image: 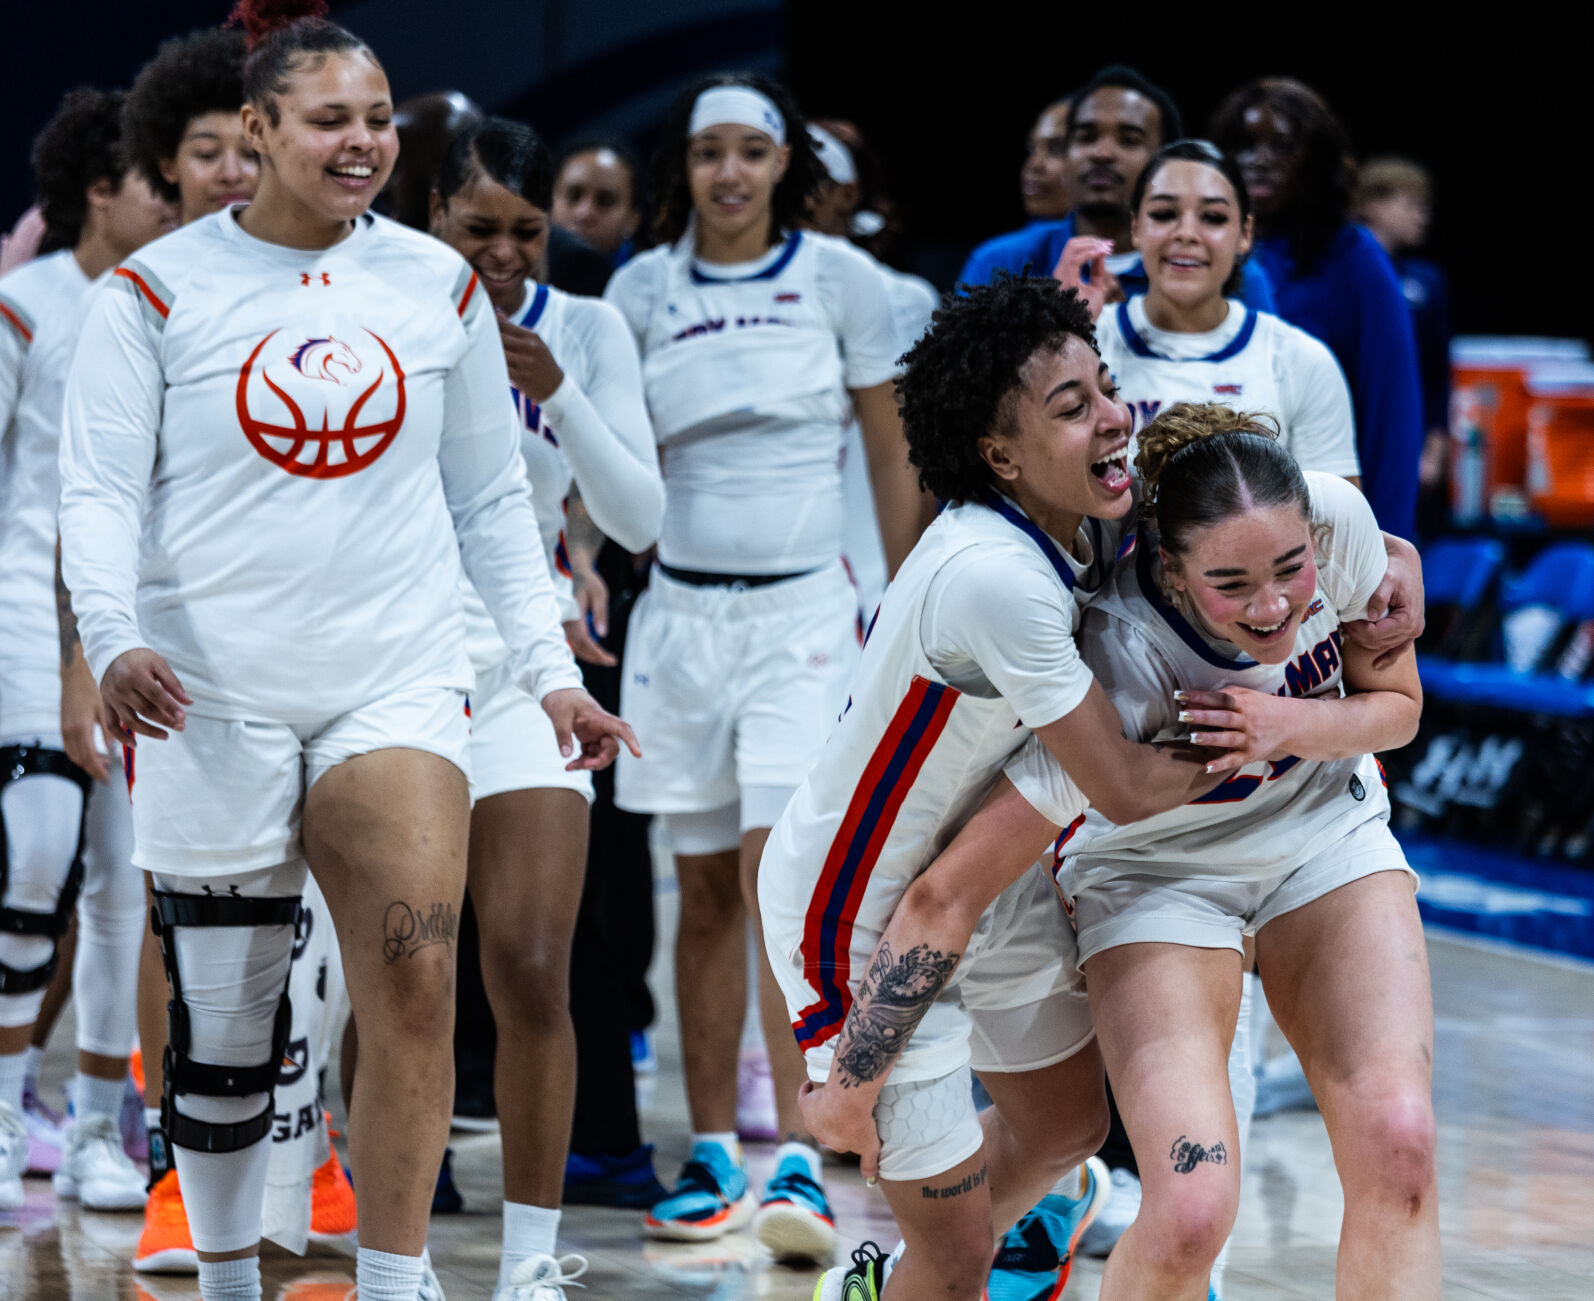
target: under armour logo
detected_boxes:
[300,272,331,286]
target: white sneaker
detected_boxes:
[1078,1166,1141,1257]
[495,1252,589,1299]
[418,1247,448,1301]
[21,1085,65,1174]
[0,1101,29,1211]
[53,1114,148,1211]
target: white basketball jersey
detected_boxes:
[1099,296,1360,479]
[58,209,579,721]
[0,250,92,737]
[1008,472,1391,887]
[606,229,898,573]
[762,497,1126,1071]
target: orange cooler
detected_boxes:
[1451,337,1589,522]
[1526,367,1594,528]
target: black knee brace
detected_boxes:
[150,889,301,1154]
[0,744,91,994]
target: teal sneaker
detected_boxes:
[813,1240,887,1300]
[643,1141,755,1241]
[753,1150,836,1263]
[984,1157,1111,1300]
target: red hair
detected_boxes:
[228,0,331,51]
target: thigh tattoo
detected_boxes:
[1169,1135,1228,1174]
[383,900,458,964]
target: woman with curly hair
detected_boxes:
[602,71,927,1257]
[889,402,1438,1301]
[1210,79,1423,539]
[122,25,257,225]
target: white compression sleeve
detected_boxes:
[72,781,143,1057]
[0,769,84,1027]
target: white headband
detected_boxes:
[689,86,786,146]
[807,125,857,186]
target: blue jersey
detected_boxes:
[958,215,1277,313]
[1393,255,1452,435]
[1252,224,1423,539]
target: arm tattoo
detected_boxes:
[833,940,960,1088]
[382,900,458,964]
[55,542,82,668]
[564,488,605,566]
[1169,1135,1228,1173]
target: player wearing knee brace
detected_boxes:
[0,86,173,1213]
[57,6,632,1299]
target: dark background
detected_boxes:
[2,3,1578,341]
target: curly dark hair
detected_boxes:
[898,274,1098,503]
[122,27,249,204]
[30,87,128,250]
[649,72,826,247]
[1208,78,1353,269]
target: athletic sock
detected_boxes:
[0,1051,26,1114]
[1045,1162,1084,1198]
[23,1045,44,1095]
[498,1201,560,1289]
[356,1246,424,1301]
[690,1131,740,1165]
[196,1255,261,1301]
[773,1139,822,1183]
[75,1071,127,1125]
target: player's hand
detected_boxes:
[1051,236,1121,320]
[540,686,640,771]
[1345,536,1426,670]
[101,648,192,744]
[563,566,616,666]
[1177,686,1295,773]
[798,1080,884,1184]
[497,314,565,403]
[0,207,45,276]
[61,653,116,782]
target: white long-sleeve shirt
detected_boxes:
[464,279,662,669]
[58,208,581,722]
[0,250,91,737]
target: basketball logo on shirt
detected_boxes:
[235,328,406,478]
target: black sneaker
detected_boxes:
[563,1142,669,1209]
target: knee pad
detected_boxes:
[151,886,302,1155]
[873,1069,984,1183]
[0,744,90,996]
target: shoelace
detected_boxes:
[672,1158,731,1201]
[849,1240,887,1277]
[992,1212,1059,1270]
[509,1251,590,1295]
[763,1167,824,1208]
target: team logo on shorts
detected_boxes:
[236,328,407,478]
[1349,773,1366,801]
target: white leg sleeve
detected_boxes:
[152,861,308,1255]
[0,767,84,1027]
[72,782,144,1058]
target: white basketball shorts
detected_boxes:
[467,657,593,804]
[127,685,472,877]
[615,562,859,815]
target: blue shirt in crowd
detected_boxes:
[1392,255,1453,435]
[958,215,1278,312]
[1253,223,1424,539]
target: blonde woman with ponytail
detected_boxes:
[915,402,1438,1301]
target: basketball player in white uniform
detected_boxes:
[604,74,927,1255]
[0,87,173,1213]
[1064,140,1360,480]
[430,114,661,1300]
[802,121,939,623]
[924,405,1437,1301]
[58,11,632,1301]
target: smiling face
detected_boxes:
[1165,503,1317,662]
[1234,102,1303,223]
[1066,87,1161,218]
[431,170,549,314]
[1021,101,1072,219]
[1133,159,1253,309]
[552,147,638,256]
[980,333,1134,526]
[687,123,789,248]
[161,110,259,224]
[242,51,397,230]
